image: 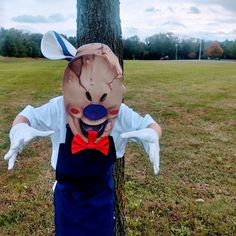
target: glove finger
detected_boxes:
[119,138,128,153]
[10,138,24,150]
[153,153,160,175]
[4,138,24,160]
[150,142,160,160]
[122,130,157,143]
[153,163,159,175]
[117,137,128,153]
[4,148,17,161]
[121,130,144,139]
[149,143,160,174]
[23,130,54,143]
[8,153,18,170]
[33,130,54,138]
[148,143,155,163]
[121,131,135,139]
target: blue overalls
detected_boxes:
[54,125,116,236]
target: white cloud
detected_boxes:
[12,15,48,24]
[162,21,187,28]
[12,14,69,24]
[145,7,160,13]
[190,0,236,13]
[189,6,201,14]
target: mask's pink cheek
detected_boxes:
[70,108,80,114]
[69,107,81,118]
[109,109,119,116]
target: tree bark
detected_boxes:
[77,1,125,235]
[77,0,123,66]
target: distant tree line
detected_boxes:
[1,28,236,60]
[0,28,76,58]
[123,33,236,60]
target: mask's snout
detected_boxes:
[83,104,107,121]
[81,104,108,137]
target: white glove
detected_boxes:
[121,128,160,174]
[4,123,54,170]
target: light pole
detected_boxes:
[175,43,178,60]
[199,38,202,60]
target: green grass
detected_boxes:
[0,57,236,235]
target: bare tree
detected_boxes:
[77,1,125,235]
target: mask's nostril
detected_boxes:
[83,104,107,120]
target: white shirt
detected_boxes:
[19,96,156,169]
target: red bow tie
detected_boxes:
[71,130,109,156]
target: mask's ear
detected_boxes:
[41,31,76,61]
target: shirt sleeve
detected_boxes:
[19,96,63,131]
[116,103,156,132]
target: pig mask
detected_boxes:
[41,31,125,140]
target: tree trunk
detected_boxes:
[77,1,125,235]
[77,0,123,66]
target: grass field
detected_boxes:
[0,57,236,235]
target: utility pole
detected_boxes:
[199,38,202,60]
[175,43,178,60]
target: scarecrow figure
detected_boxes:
[4,31,162,236]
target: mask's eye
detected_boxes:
[85,91,92,101]
[100,93,107,102]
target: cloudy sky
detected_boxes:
[1,0,236,41]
